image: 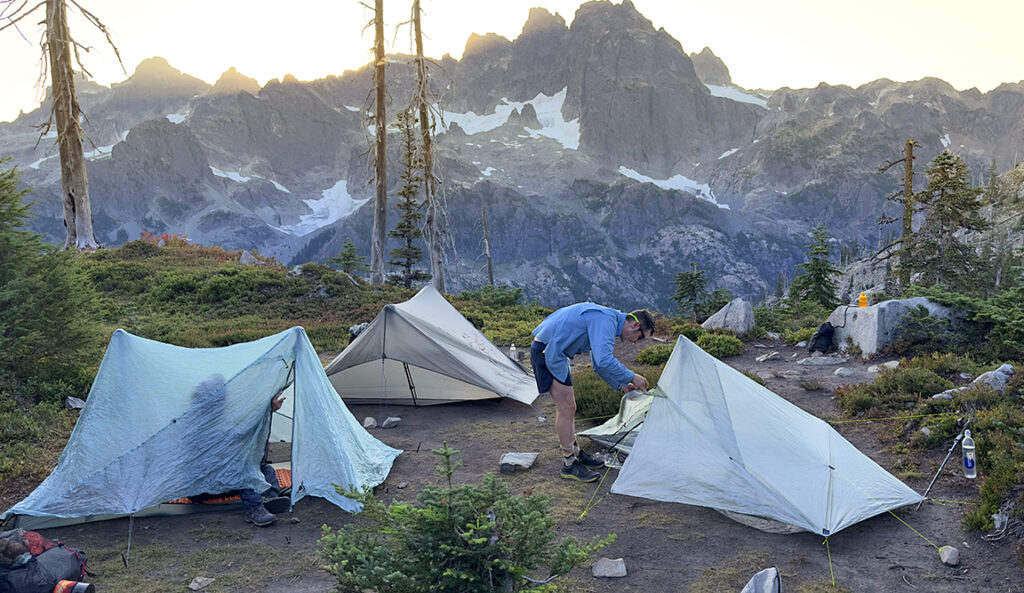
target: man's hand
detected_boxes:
[630,373,649,392]
[270,391,286,413]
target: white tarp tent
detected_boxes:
[582,336,923,535]
[3,327,401,527]
[323,286,537,406]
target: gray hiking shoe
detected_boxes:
[263,496,290,514]
[560,460,600,483]
[576,449,606,470]
[244,504,276,527]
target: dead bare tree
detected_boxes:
[368,0,388,284]
[1,0,123,251]
[877,139,918,291]
[482,207,494,286]
[410,0,445,293]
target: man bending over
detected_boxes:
[531,304,654,483]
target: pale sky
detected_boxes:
[2,0,1022,123]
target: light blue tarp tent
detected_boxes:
[2,327,400,526]
[582,336,923,535]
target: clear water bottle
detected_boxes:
[962,429,977,479]
[508,343,517,361]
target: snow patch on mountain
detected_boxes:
[277,180,368,236]
[705,85,768,109]
[30,132,126,169]
[618,166,728,209]
[444,88,580,150]
[210,167,250,183]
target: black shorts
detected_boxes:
[530,340,572,394]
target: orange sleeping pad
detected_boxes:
[167,468,291,504]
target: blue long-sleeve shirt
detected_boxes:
[532,303,634,390]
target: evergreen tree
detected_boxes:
[696,287,735,321]
[788,223,841,308]
[910,151,990,292]
[387,110,431,289]
[0,158,100,402]
[670,262,707,322]
[328,237,369,277]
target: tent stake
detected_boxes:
[124,513,134,567]
[916,418,970,512]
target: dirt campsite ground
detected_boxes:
[13,338,1023,593]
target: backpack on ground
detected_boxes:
[808,322,835,352]
[0,529,88,593]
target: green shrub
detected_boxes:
[753,306,785,333]
[318,443,614,593]
[636,344,673,366]
[782,326,815,345]
[574,365,664,421]
[962,396,1024,531]
[0,399,75,485]
[672,322,706,342]
[903,351,983,379]
[835,367,951,416]
[695,333,743,358]
[458,284,524,307]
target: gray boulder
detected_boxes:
[827,298,955,358]
[702,298,755,335]
[239,250,260,266]
[932,363,1015,400]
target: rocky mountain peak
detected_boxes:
[463,32,513,60]
[209,67,260,96]
[112,56,210,99]
[690,47,731,86]
[520,7,567,37]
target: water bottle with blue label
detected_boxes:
[962,429,977,479]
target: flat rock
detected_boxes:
[381,416,401,429]
[592,557,627,578]
[796,356,848,366]
[939,545,960,566]
[834,367,855,377]
[362,417,377,428]
[188,576,215,591]
[500,452,539,474]
[755,352,779,362]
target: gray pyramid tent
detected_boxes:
[324,286,537,405]
[581,336,923,535]
[3,327,400,528]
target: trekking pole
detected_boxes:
[915,417,970,511]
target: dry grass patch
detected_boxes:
[688,548,770,593]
